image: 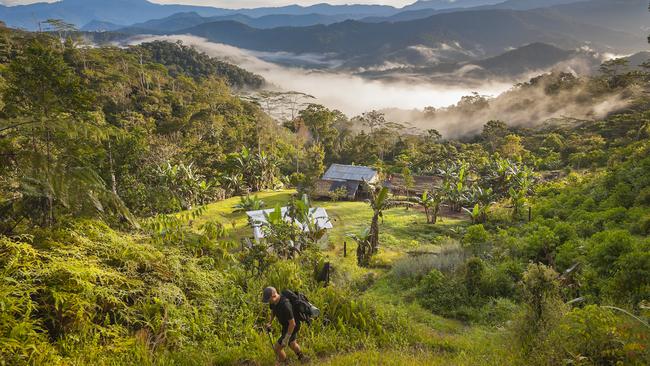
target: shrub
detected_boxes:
[523,225,559,265]
[480,260,522,299]
[553,305,649,365]
[478,298,518,326]
[417,269,469,320]
[463,257,485,297]
[588,230,635,276]
[391,242,465,283]
[511,263,566,361]
[607,250,650,307]
[462,224,490,256]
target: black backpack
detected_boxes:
[281,290,320,325]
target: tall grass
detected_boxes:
[391,241,466,283]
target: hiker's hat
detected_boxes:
[262,286,276,303]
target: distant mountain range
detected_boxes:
[357,42,603,83]
[0,0,396,30]
[0,0,646,79]
[170,8,641,65]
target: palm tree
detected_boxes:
[414,190,443,224]
[462,186,495,223]
[439,161,469,212]
[366,184,410,256]
[221,173,245,196]
[347,227,372,267]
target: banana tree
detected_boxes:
[414,190,443,224]
[233,194,265,212]
[509,187,528,220]
[261,205,299,258]
[347,227,372,267]
[287,194,328,248]
[439,161,469,212]
[366,184,411,256]
[463,203,489,224]
[462,186,495,223]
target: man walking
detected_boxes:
[262,286,305,365]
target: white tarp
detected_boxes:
[246,207,333,241]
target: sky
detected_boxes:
[0,0,419,8]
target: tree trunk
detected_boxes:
[107,140,118,195]
[370,212,379,255]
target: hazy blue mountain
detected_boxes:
[401,0,503,11]
[120,12,363,34]
[362,0,586,23]
[357,42,600,83]
[175,9,642,63]
[474,42,581,74]
[0,0,399,30]
[230,3,397,18]
[0,0,227,30]
[535,0,649,36]
[487,0,585,11]
[81,20,124,32]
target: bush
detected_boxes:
[0,219,419,364]
[511,263,566,361]
[392,242,466,283]
[480,260,522,299]
[478,298,518,326]
[462,224,490,256]
[417,269,470,320]
[553,305,649,365]
[588,230,635,276]
[464,257,485,297]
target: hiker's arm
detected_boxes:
[281,318,296,346]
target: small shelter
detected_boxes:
[313,164,379,200]
[246,207,333,242]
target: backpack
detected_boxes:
[281,290,320,325]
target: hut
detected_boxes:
[313,164,379,200]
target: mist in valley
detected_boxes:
[128,35,634,138]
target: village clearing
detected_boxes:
[193,190,511,365]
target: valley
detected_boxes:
[0,1,648,366]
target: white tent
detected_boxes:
[246,207,333,242]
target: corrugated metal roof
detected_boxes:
[322,164,378,182]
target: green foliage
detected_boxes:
[391,242,465,283]
[131,40,264,89]
[413,190,443,224]
[462,224,490,256]
[233,194,265,212]
[418,269,471,320]
[554,305,649,365]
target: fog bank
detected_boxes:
[128,35,513,116]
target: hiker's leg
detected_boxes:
[274,342,287,364]
[289,341,301,354]
[289,341,305,361]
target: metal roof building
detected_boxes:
[322,164,379,183]
[314,164,379,200]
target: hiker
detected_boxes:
[262,286,305,364]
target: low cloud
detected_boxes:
[127,34,512,116]
[126,35,630,138]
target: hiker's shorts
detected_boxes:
[277,322,301,346]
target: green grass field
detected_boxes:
[193,191,508,365]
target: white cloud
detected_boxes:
[127,34,512,116]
